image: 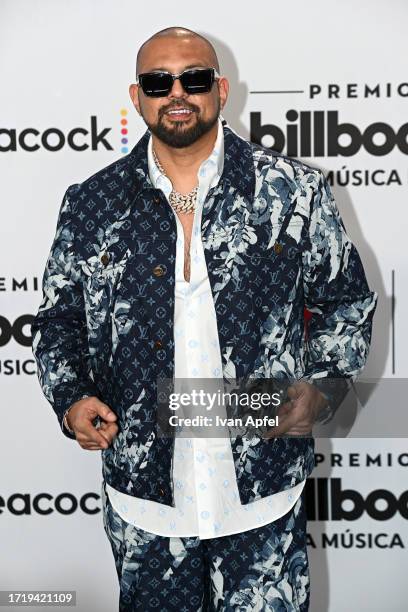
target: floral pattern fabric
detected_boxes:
[31,119,378,508]
[101,479,310,611]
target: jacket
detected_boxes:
[31,119,378,507]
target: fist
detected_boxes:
[66,396,118,451]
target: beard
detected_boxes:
[142,96,221,148]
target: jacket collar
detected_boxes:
[126,117,255,203]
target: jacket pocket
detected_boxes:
[103,388,156,474]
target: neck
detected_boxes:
[151,121,219,183]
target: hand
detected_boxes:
[264,381,328,438]
[65,396,118,451]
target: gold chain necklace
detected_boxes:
[153,148,198,214]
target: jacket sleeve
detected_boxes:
[301,170,378,424]
[31,185,99,439]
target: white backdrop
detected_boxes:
[1,0,407,610]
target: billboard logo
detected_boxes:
[251,111,408,157]
[0,314,33,347]
[306,478,408,521]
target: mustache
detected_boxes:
[159,101,200,117]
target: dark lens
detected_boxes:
[180,69,214,94]
[139,72,174,97]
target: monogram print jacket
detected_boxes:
[31,119,378,507]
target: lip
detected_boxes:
[164,108,194,121]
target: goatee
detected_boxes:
[145,99,220,148]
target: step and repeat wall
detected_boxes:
[1,1,407,610]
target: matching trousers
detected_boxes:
[101,481,310,611]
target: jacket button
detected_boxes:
[154,196,161,204]
[274,242,283,254]
[152,265,165,277]
[101,252,110,266]
[159,488,165,496]
[154,339,163,349]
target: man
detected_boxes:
[31,26,377,611]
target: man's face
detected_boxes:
[129,36,229,148]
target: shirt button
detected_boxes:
[100,252,110,266]
[152,265,165,277]
[154,339,163,349]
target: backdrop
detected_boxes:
[1,0,407,610]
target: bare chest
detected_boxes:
[177,212,195,283]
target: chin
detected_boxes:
[165,116,197,127]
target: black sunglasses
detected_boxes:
[135,67,220,97]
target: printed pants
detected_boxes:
[101,481,310,611]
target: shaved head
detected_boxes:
[136,26,220,75]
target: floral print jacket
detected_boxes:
[31,119,377,506]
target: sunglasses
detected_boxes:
[135,67,220,97]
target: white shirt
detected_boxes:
[105,117,306,539]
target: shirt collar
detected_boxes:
[125,118,255,204]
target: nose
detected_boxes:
[169,76,187,99]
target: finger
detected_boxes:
[99,421,119,433]
[99,428,118,445]
[76,424,109,448]
[98,430,110,444]
[278,394,312,421]
[287,384,302,401]
[78,437,106,449]
[276,400,293,417]
[263,402,292,438]
[95,402,117,422]
[283,415,315,435]
[271,401,294,428]
[99,422,119,444]
[264,407,300,439]
[284,427,313,436]
[81,442,105,451]
[83,441,104,448]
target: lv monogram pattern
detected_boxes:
[107,118,307,539]
[101,480,310,611]
[31,120,378,507]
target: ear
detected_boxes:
[217,76,229,111]
[129,84,141,114]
